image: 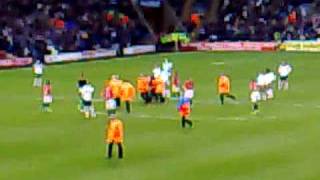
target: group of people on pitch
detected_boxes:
[249,62,293,114]
[32,60,54,113]
[35,58,293,159]
[136,59,175,104]
[77,74,136,119]
[104,63,196,159]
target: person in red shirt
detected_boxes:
[42,80,53,112]
[101,83,116,116]
[183,78,194,105]
[249,79,261,114]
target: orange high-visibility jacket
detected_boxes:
[109,79,123,98]
[218,75,231,94]
[120,82,136,101]
[155,77,165,94]
[106,119,124,144]
[137,76,149,93]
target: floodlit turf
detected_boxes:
[1,52,320,180]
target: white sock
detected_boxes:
[90,106,96,118]
[284,81,289,90]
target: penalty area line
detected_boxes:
[95,111,278,122]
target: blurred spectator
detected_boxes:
[0,0,150,58]
[184,0,320,41]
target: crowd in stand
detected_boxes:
[188,0,320,41]
[1,0,320,59]
[0,0,149,59]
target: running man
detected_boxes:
[177,97,193,128]
[77,73,87,112]
[217,74,236,105]
[249,79,260,114]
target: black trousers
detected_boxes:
[150,90,156,102]
[115,98,121,107]
[108,142,123,159]
[125,101,131,113]
[155,93,165,103]
[182,116,192,128]
[140,92,150,104]
[219,93,236,105]
[253,103,258,111]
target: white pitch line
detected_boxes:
[36,96,65,100]
[211,62,225,65]
[264,116,277,120]
[96,111,106,115]
[95,111,278,122]
[293,103,303,107]
[216,117,249,121]
[93,99,104,102]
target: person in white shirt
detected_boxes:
[160,70,170,98]
[162,58,174,98]
[264,68,277,99]
[278,62,293,90]
[33,60,44,87]
[162,58,173,76]
[79,82,96,119]
[152,64,161,78]
[256,72,267,101]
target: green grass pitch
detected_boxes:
[1,52,320,180]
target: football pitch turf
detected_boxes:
[1,52,319,180]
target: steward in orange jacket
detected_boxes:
[137,74,150,104]
[105,115,124,159]
[120,81,136,113]
[217,74,236,105]
[155,76,165,103]
[149,76,157,102]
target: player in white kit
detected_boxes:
[256,72,267,101]
[33,60,43,87]
[79,82,96,119]
[278,62,293,90]
[264,68,277,100]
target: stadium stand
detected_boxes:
[0,0,319,60]
[0,0,151,59]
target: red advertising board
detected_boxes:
[181,42,278,51]
[44,49,117,64]
[0,58,33,68]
